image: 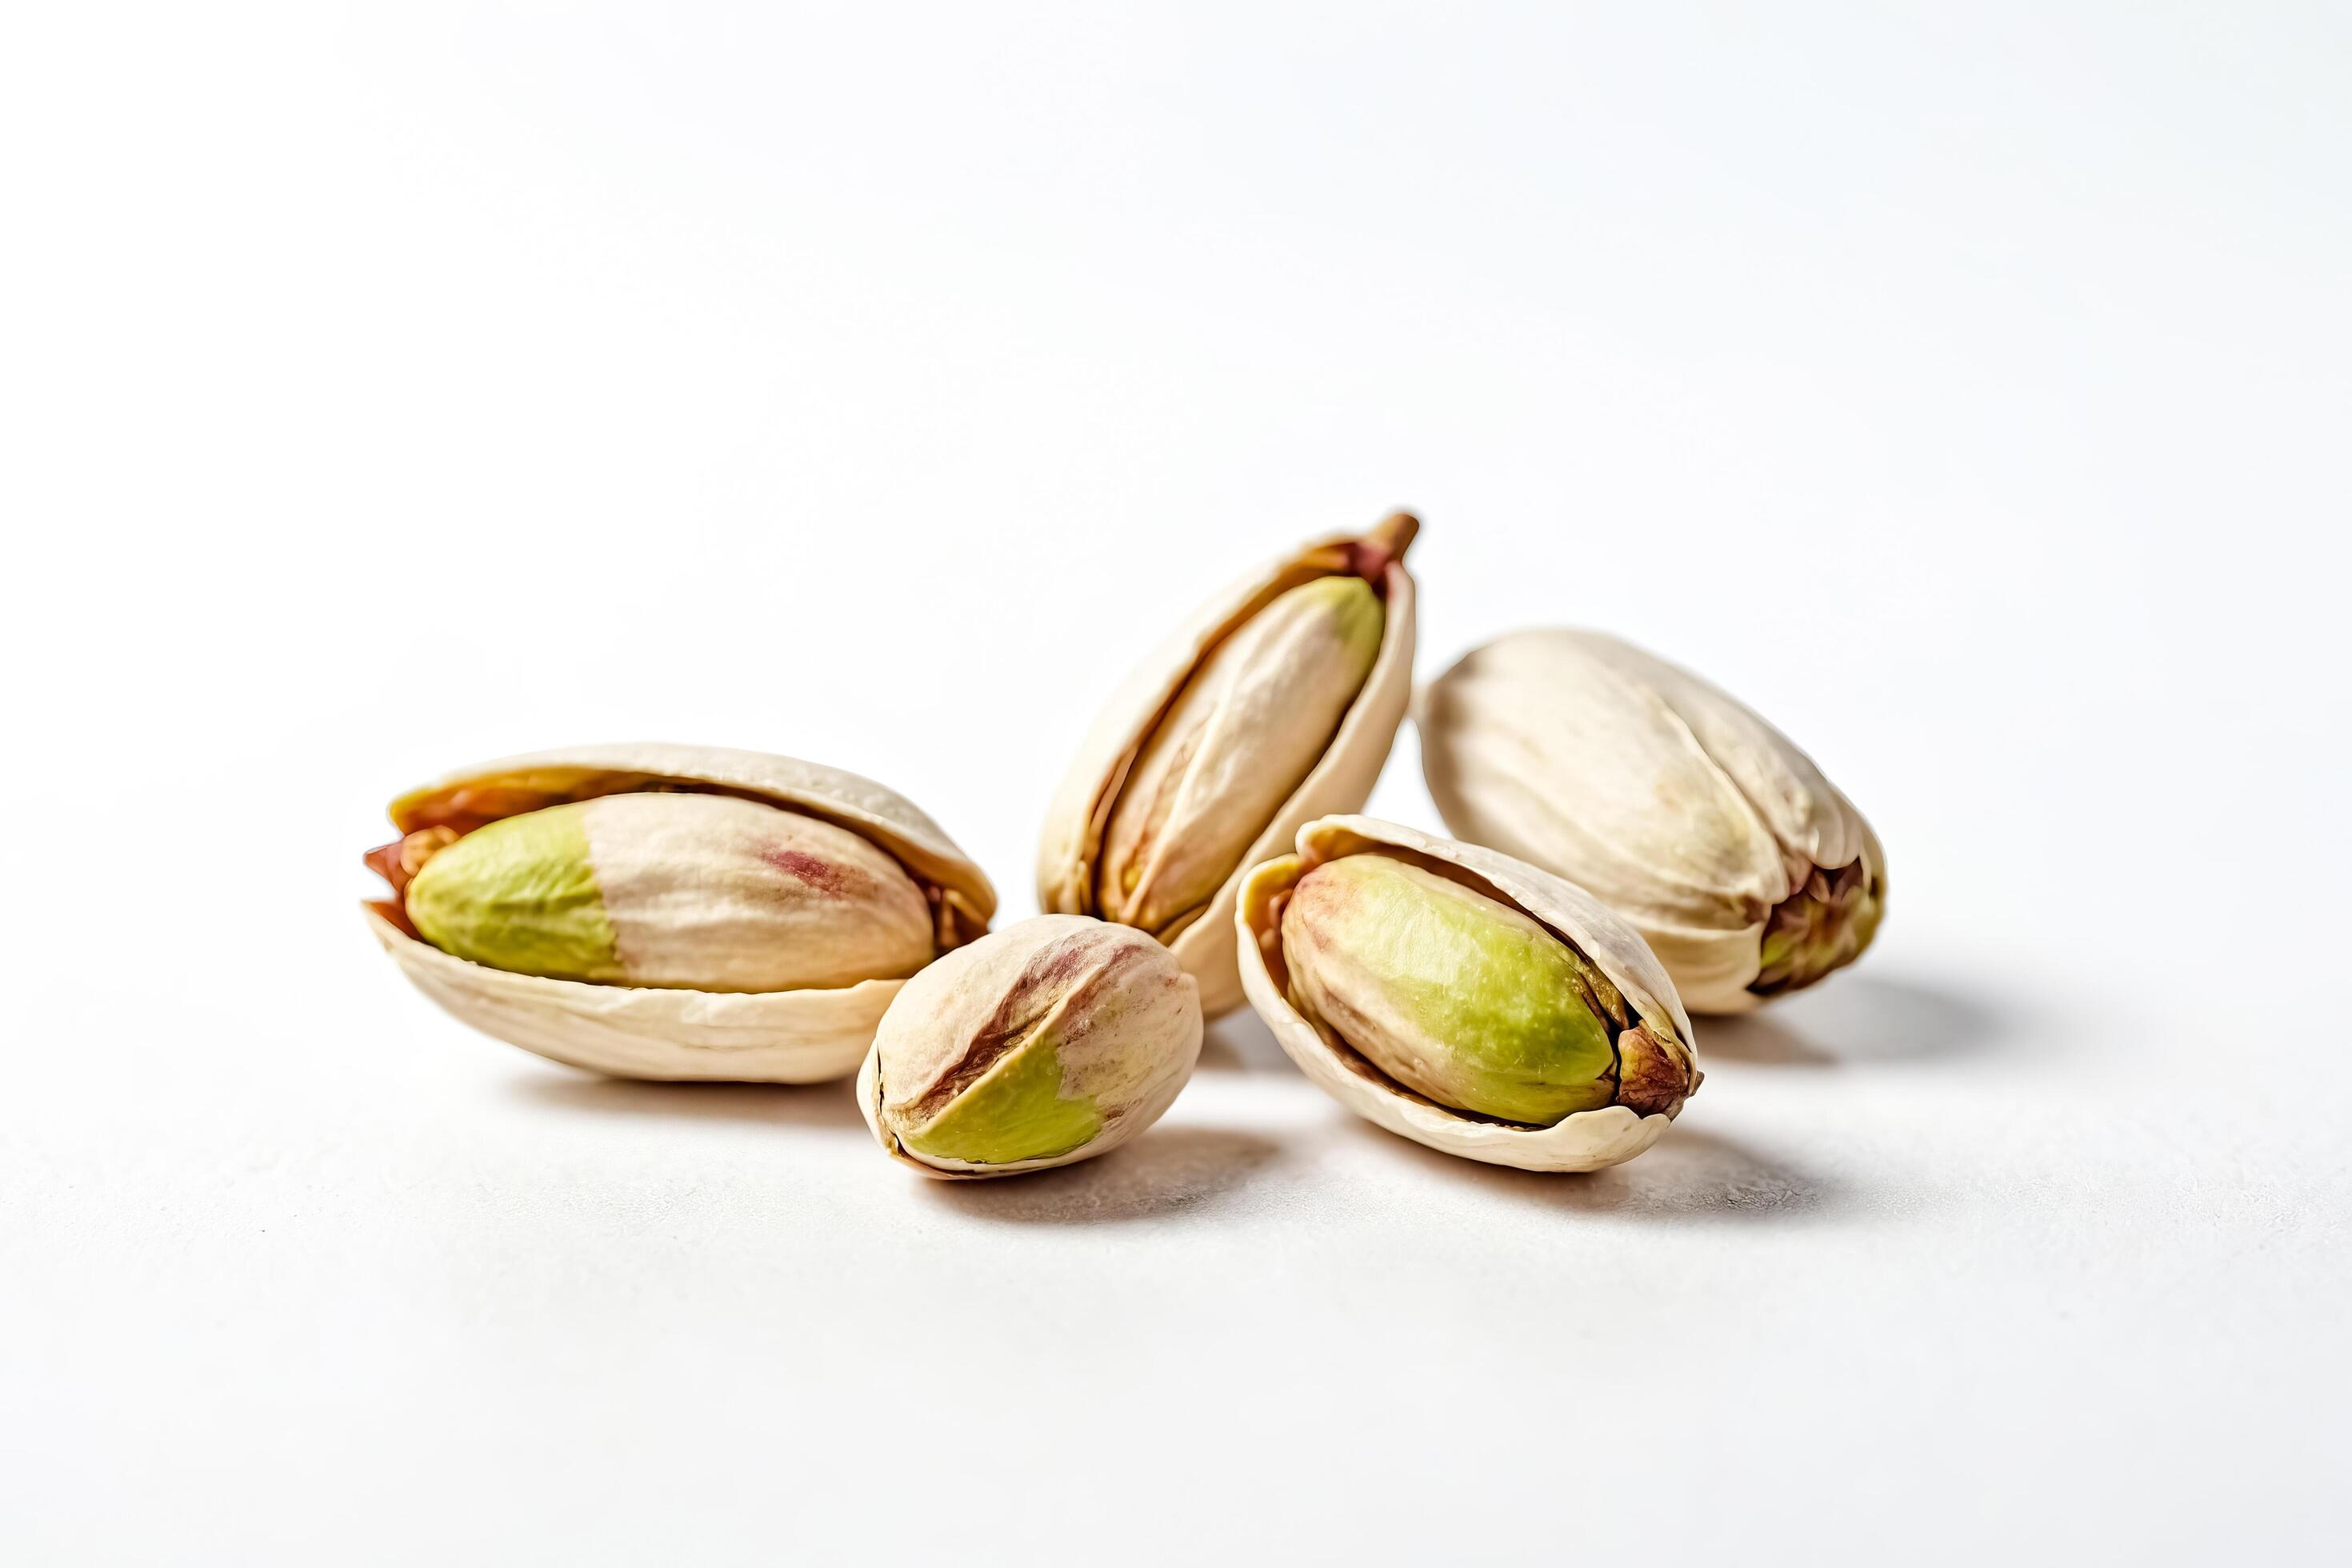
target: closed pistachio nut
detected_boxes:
[1039,514,1420,1016]
[1418,630,1885,1013]
[403,793,935,991]
[858,915,1202,1178]
[1238,817,1698,1173]
[363,745,995,1083]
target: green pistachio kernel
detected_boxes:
[405,802,623,982]
[901,1034,1106,1166]
[1282,854,1622,1126]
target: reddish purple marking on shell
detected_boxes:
[761,847,857,896]
[1034,938,1094,990]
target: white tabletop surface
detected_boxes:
[6,5,2347,1563]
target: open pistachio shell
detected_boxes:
[365,743,995,1082]
[1037,514,1420,1018]
[1236,815,1698,1173]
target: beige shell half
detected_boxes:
[368,742,996,1083]
[1037,515,1419,1018]
[1236,815,1697,1173]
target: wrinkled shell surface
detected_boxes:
[1418,629,1883,1013]
[1237,815,1697,1172]
[1038,516,1419,1018]
[858,915,1202,1179]
[369,742,995,1082]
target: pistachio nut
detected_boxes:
[1038,513,1420,1017]
[364,744,995,1082]
[1418,629,1884,1014]
[858,915,1202,1179]
[403,794,935,990]
[1238,816,1698,1173]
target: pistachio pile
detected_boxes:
[366,515,1885,1181]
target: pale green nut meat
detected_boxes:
[399,792,937,992]
[862,915,1202,1177]
[1280,853,1693,1126]
[1096,573,1384,940]
[402,802,620,982]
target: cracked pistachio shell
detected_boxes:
[364,743,995,1083]
[857,915,1202,1179]
[1418,630,1885,1013]
[1038,513,1419,1018]
[1238,816,1698,1173]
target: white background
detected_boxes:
[5,4,2347,1562]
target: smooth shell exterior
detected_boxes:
[390,742,994,942]
[367,906,901,1082]
[369,742,996,1083]
[1236,815,1696,1173]
[854,917,1203,1180]
[1037,518,1418,1018]
[1418,629,1882,1013]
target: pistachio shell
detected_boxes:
[1418,630,1885,1013]
[365,906,902,1082]
[1236,815,1698,1173]
[858,915,1202,1178]
[366,743,994,1083]
[1038,514,1420,1017]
